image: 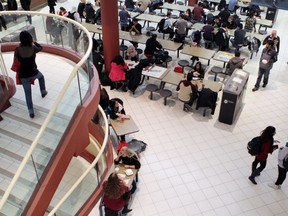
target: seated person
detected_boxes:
[174,13,188,42]
[191,62,205,79]
[128,18,142,47]
[144,34,163,57]
[133,0,151,13]
[218,6,230,24]
[225,51,244,75]
[202,21,214,48]
[106,98,127,120]
[231,23,246,48]
[109,55,129,90]
[162,12,175,40]
[192,2,205,22]
[114,146,141,194]
[58,7,67,16]
[125,0,136,10]
[212,15,221,28]
[103,172,132,215]
[176,73,198,109]
[226,16,237,29]
[215,22,229,51]
[125,45,138,62]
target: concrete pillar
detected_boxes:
[101,0,119,72]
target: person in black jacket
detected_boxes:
[114,146,141,194]
[47,0,56,14]
[0,2,7,31]
[231,23,246,49]
[20,0,32,24]
[144,34,162,57]
[85,0,96,23]
[7,0,18,22]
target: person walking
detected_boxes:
[47,0,57,14]
[252,40,277,91]
[268,142,288,189]
[14,31,48,118]
[7,0,18,22]
[20,0,32,24]
[248,126,279,185]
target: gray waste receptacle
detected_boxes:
[218,69,249,125]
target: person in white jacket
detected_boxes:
[268,142,288,189]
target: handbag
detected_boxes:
[11,56,21,73]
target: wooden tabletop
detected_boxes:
[181,45,216,60]
[191,23,205,31]
[158,38,183,52]
[256,18,273,27]
[82,22,102,35]
[160,2,194,12]
[161,70,222,92]
[110,116,139,137]
[114,164,138,187]
[142,65,170,79]
[137,13,163,23]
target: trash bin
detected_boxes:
[218,69,249,125]
[266,7,278,26]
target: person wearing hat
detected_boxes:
[268,142,288,189]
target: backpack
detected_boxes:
[247,136,263,156]
[128,139,148,154]
[248,37,261,54]
[67,11,76,20]
[192,30,202,44]
[158,18,166,33]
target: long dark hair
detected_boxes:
[19,30,33,46]
[261,126,276,141]
[111,55,125,66]
[103,173,126,199]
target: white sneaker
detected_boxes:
[268,183,280,189]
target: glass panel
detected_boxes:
[0,11,94,215]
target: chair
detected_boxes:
[158,12,166,17]
[159,89,172,105]
[177,1,184,5]
[164,56,173,68]
[211,66,223,81]
[136,48,143,59]
[178,60,190,73]
[145,84,158,100]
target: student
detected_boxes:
[103,172,132,215]
[231,23,246,49]
[268,142,288,189]
[248,126,279,185]
[244,10,256,33]
[225,51,244,75]
[109,55,129,89]
[14,31,48,118]
[191,62,205,79]
[119,6,131,31]
[262,30,280,54]
[252,40,277,91]
[162,12,175,40]
[144,34,162,57]
[114,146,141,194]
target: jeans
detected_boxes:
[20,70,46,115]
[251,158,267,177]
[275,165,287,185]
[255,67,270,88]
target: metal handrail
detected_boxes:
[0,11,93,210]
[48,105,109,215]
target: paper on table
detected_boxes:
[232,77,242,84]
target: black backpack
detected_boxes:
[158,18,166,33]
[248,37,261,54]
[67,11,76,20]
[247,136,263,156]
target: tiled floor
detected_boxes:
[2,1,288,215]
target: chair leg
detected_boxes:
[203,108,206,117]
[164,97,167,105]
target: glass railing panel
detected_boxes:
[0,11,95,215]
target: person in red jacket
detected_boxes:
[249,126,279,184]
[103,172,131,215]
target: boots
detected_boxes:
[249,169,260,185]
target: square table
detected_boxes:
[110,116,139,140]
[114,164,138,187]
[213,51,249,67]
[181,45,216,65]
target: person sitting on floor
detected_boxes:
[109,55,129,90]
[191,61,205,79]
[225,51,244,75]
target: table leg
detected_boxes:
[139,75,145,85]
[214,73,217,81]
[143,21,147,28]
[208,59,210,65]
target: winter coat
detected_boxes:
[226,57,243,75]
[109,62,128,81]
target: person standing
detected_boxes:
[262,30,280,54]
[7,0,18,23]
[248,126,279,185]
[0,2,7,31]
[268,142,288,189]
[47,0,57,14]
[20,0,32,24]
[252,40,277,91]
[85,0,96,23]
[14,31,48,118]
